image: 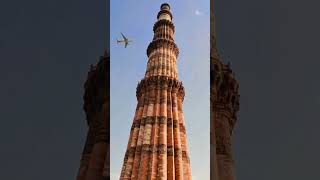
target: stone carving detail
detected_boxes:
[76,51,109,180]
[124,145,190,159]
[147,39,179,58]
[211,1,240,179]
[120,3,192,180]
[153,19,175,33]
[136,76,185,101]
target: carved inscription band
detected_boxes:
[124,144,190,160]
[130,116,186,133]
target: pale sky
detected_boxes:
[110,0,210,179]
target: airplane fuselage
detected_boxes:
[117,33,132,48]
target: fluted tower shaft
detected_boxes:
[211,0,240,179]
[120,3,192,180]
[76,52,109,180]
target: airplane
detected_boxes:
[117,33,132,48]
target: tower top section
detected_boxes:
[161,3,170,10]
[157,3,172,21]
[145,3,179,79]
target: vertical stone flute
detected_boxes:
[76,51,109,180]
[211,0,240,179]
[120,3,192,180]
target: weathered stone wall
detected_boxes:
[77,51,109,180]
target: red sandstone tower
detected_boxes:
[76,51,109,180]
[211,0,240,179]
[119,3,192,180]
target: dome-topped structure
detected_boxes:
[157,3,173,21]
[161,3,170,10]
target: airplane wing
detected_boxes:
[121,32,128,41]
[125,42,128,48]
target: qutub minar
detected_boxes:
[120,3,192,180]
[76,51,109,180]
[211,0,240,180]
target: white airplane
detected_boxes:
[117,33,132,48]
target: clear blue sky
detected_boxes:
[110,1,210,179]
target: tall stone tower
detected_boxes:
[76,51,109,180]
[211,0,240,180]
[120,3,192,180]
